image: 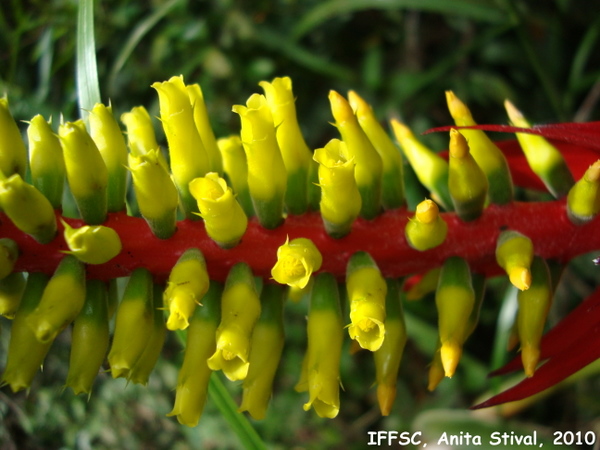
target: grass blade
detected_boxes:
[76,0,101,119]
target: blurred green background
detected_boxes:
[1,0,600,448]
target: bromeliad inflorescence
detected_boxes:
[2,74,600,425]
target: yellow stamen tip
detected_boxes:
[509,267,531,291]
[415,199,439,224]
[449,129,470,159]
[376,384,396,416]
[521,344,540,378]
[440,341,462,378]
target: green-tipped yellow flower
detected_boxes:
[517,256,552,377]
[0,272,26,318]
[58,120,108,224]
[1,273,52,392]
[232,93,287,229]
[446,91,513,204]
[163,248,209,330]
[217,135,254,217]
[152,75,209,218]
[129,284,167,385]
[390,119,452,210]
[89,103,129,212]
[260,76,313,214]
[373,279,407,416]
[27,115,65,208]
[168,281,221,427]
[61,219,122,265]
[128,149,179,239]
[121,106,161,156]
[567,160,600,224]
[65,279,109,395]
[0,96,27,179]
[0,238,18,280]
[496,230,534,291]
[505,100,574,198]
[0,173,57,244]
[313,139,361,238]
[108,268,154,379]
[187,83,223,174]
[405,199,448,251]
[329,90,382,219]
[239,283,286,420]
[27,255,86,344]
[189,173,248,248]
[271,237,323,290]
[346,252,387,352]
[348,90,404,209]
[435,256,475,378]
[207,263,261,381]
[296,272,343,418]
[448,129,489,221]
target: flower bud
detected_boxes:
[496,230,534,291]
[346,252,387,351]
[271,237,323,289]
[128,149,178,239]
[217,135,254,217]
[232,94,287,229]
[89,103,128,212]
[163,248,210,330]
[313,139,361,238]
[567,160,600,224]
[0,272,26,319]
[107,268,154,379]
[121,106,161,157]
[0,96,27,179]
[61,219,122,264]
[187,83,223,174]
[0,238,19,280]
[405,199,448,251]
[58,120,108,224]
[0,173,57,244]
[329,90,383,219]
[27,255,86,344]
[27,114,65,208]
[65,279,109,395]
[207,263,261,381]
[189,173,248,248]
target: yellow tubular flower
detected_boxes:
[0,272,26,319]
[329,90,383,219]
[207,263,261,381]
[217,135,254,217]
[129,284,167,385]
[27,115,65,208]
[187,83,223,174]
[107,268,154,379]
[373,279,407,416]
[496,230,534,291]
[1,273,52,392]
[0,238,19,280]
[260,76,313,214]
[65,279,109,395]
[446,91,513,205]
[121,106,169,171]
[232,93,287,229]
[239,283,286,420]
[517,256,552,377]
[405,199,448,251]
[26,255,86,344]
[567,160,600,224]
[128,149,179,239]
[435,256,475,378]
[390,119,452,210]
[348,90,405,210]
[271,237,323,289]
[448,129,489,222]
[163,248,210,330]
[152,75,209,218]
[313,139,362,238]
[296,272,343,418]
[89,103,129,212]
[346,252,387,352]
[0,173,57,244]
[505,100,574,198]
[58,120,108,225]
[61,219,122,265]
[0,97,27,179]
[168,281,222,427]
[189,173,248,248]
